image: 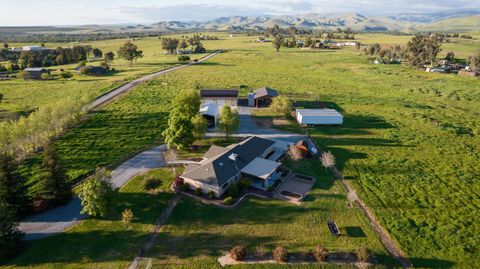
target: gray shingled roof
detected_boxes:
[254,87,278,99]
[203,145,228,159]
[181,136,275,187]
[200,89,239,98]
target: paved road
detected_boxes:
[87,51,222,110]
[19,145,168,240]
[206,106,306,143]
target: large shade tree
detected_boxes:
[219,105,240,138]
[117,41,143,66]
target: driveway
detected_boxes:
[19,145,167,240]
[207,106,306,143]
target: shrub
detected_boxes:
[60,71,73,79]
[227,183,240,197]
[77,61,86,67]
[255,244,267,260]
[121,208,133,227]
[356,247,371,262]
[238,177,251,190]
[230,245,246,261]
[195,187,202,196]
[273,246,288,262]
[181,182,190,192]
[40,73,52,80]
[178,55,190,62]
[193,58,199,62]
[143,177,161,191]
[79,66,90,75]
[313,244,329,262]
[223,196,233,205]
[207,190,215,199]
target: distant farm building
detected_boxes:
[296,109,343,126]
[23,68,49,79]
[200,89,238,107]
[22,46,46,51]
[200,103,219,128]
[248,87,278,107]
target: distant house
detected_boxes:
[249,87,278,107]
[200,89,238,107]
[76,66,109,76]
[179,136,289,197]
[296,109,343,126]
[23,68,49,79]
[22,46,46,51]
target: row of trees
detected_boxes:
[0,96,88,158]
[0,45,96,68]
[0,32,164,43]
[160,35,207,54]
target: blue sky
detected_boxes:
[1,0,479,26]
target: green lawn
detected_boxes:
[9,33,480,268]
[6,168,176,269]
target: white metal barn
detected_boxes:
[296,109,343,125]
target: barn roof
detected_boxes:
[200,89,239,98]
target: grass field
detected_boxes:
[6,168,177,268]
[0,35,217,121]
[7,33,480,268]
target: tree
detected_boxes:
[320,151,336,170]
[163,110,195,150]
[405,34,441,67]
[191,114,208,140]
[78,167,113,217]
[178,55,190,62]
[117,41,143,66]
[270,96,292,116]
[121,208,133,227]
[445,51,455,62]
[179,39,188,50]
[355,42,362,52]
[272,35,284,52]
[3,43,8,49]
[92,48,103,58]
[468,51,480,72]
[218,105,240,138]
[425,34,441,67]
[0,203,24,260]
[0,93,3,103]
[104,51,115,64]
[162,89,201,150]
[161,38,179,54]
[288,144,302,161]
[0,154,28,217]
[38,145,71,205]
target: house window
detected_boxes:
[221,181,229,190]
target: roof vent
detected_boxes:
[219,162,224,166]
[228,153,238,162]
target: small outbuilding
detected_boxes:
[23,68,49,79]
[296,109,343,126]
[252,87,278,107]
[200,89,238,107]
[200,103,219,128]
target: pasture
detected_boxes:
[5,32,480,268]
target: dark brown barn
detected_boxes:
[253,87,278,107]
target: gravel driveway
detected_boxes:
[207,106,306,143]
[19,145,167,240]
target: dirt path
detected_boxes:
[330,167,412,268]
[129,194,182,269]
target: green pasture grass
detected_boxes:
[5,168,177,269]
[13,34,480,268]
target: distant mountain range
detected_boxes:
[149,11,480,33]
[1,11,479,35]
